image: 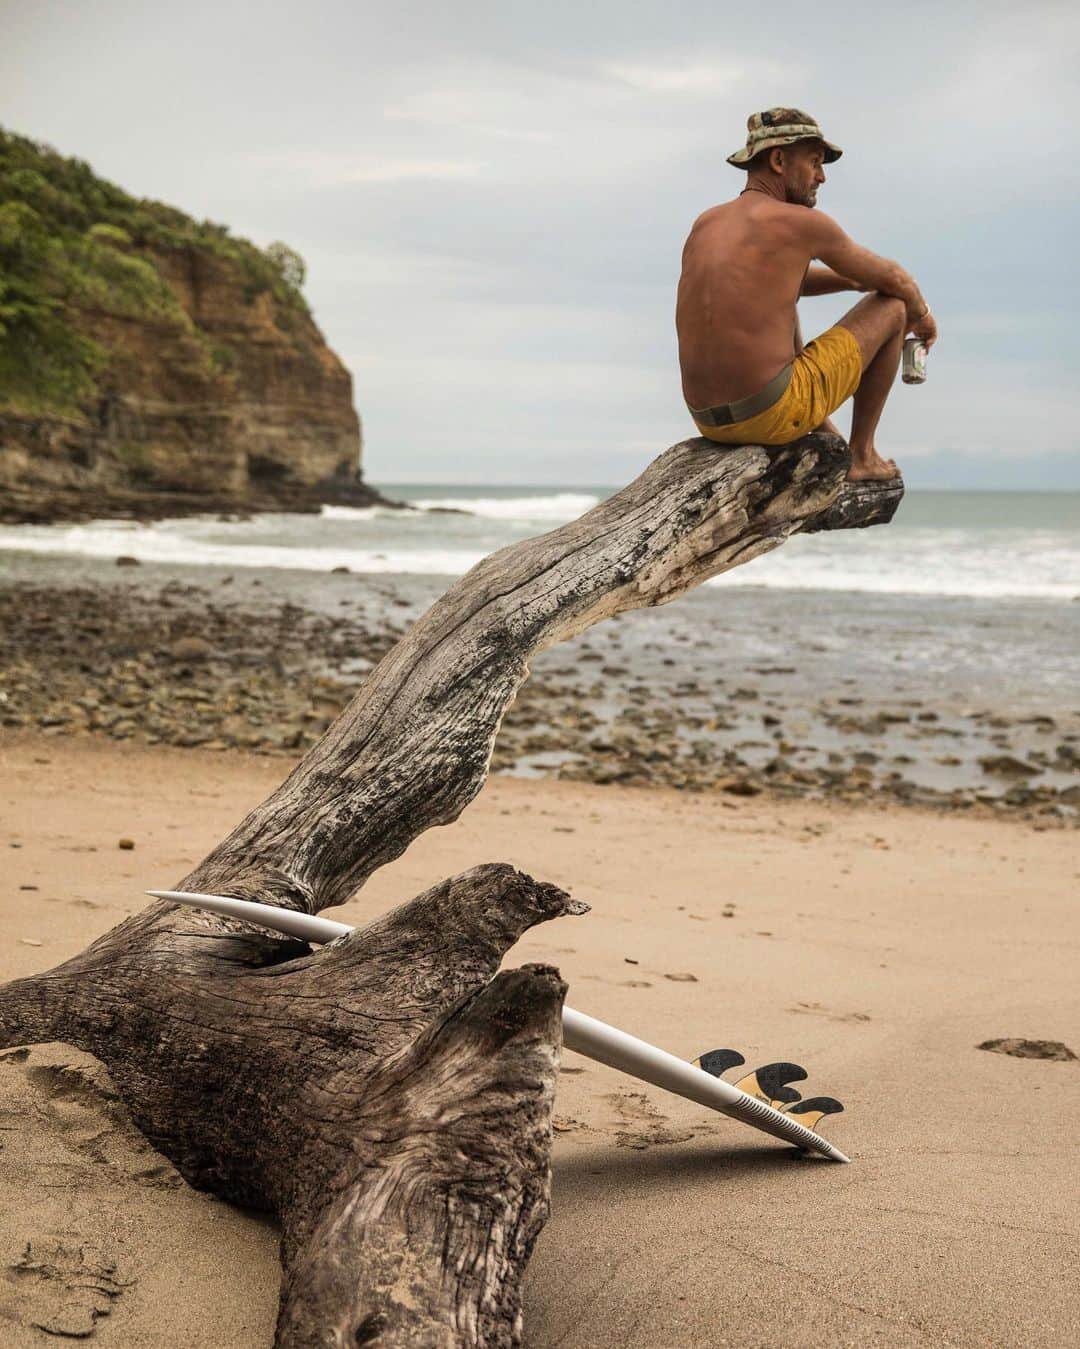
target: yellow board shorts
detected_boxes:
[691,324,862,445]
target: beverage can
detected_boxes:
[902,336,928,384]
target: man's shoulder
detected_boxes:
[685,198,843,252]
[749,197,836,230]
[689,200,731,231]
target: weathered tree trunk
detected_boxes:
[1,433,901,1346]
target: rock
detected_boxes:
[118,838,135,850]
[331,565,350,574]
[979,754,1041,777]
[115,554,141,566]
[977,1038,1077,1061]
[0,139,377,525]
[169,636,215,663]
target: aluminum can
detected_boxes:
[902,336,928,384]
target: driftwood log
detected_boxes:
[1,433,901,1346]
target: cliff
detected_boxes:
[0,128,385,522]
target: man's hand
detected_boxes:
[909,309,938,350]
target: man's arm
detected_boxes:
[805,213,929,322]
[800,264,864,297]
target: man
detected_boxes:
[676,108,938,481]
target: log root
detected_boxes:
[2,866,581,1347]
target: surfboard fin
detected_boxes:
[733,1061,808,1108]
[693,1048,746,1077]
[693,1054,844,1135]
[781,1097,844,1132]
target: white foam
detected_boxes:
[0,510,1076,600]
[709,529,1078,600]
[319,505,382,521]
[408,492,600,520]
[0,521,486,576]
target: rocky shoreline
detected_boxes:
[1,576,1076,825]
[0,475,408,526]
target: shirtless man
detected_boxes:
[676,108,938,481]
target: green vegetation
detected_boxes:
[0,127,311,414]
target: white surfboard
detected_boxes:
[148,888,850,1163]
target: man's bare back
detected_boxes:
[676,120,938,481]
[677,194,823,409]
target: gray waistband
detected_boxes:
[689,362,794,428]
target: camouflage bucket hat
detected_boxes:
[727,107,842,169]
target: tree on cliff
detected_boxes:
[265,241,306,292]
[0,126,313,415]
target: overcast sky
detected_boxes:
[4,0,1079,487]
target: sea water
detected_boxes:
[0,487,1076,601]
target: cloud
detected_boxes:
[338,159,486,184]
[247,149,487,186]
[3,0,1079,485]
[601,57,792,94]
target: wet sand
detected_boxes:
[1,736,1078,1347]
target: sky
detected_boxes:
[4,0,1079,488]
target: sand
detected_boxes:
[1,734,1078,1347]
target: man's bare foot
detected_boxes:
[847,449,901,482]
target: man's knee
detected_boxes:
[880,294,906,330]
[837,293,907,367]
[861,292,906,331]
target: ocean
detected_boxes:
[1,486,1076,802]
[0,486,1076,603]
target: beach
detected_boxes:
[1,485,1079,1345]
[6,8,1080,1341]
[2,734,1078,1346]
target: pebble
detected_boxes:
[170,636,216,663]
[979,754,1040,777]
[978,1038,1077,1061]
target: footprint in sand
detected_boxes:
[788,1000,871,1024]
[4,1237,133,1340]
[12,1052,183,1191]
[604,1090,696,1150]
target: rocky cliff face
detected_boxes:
[0,129,377,522]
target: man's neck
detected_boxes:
[740,178,785,202]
